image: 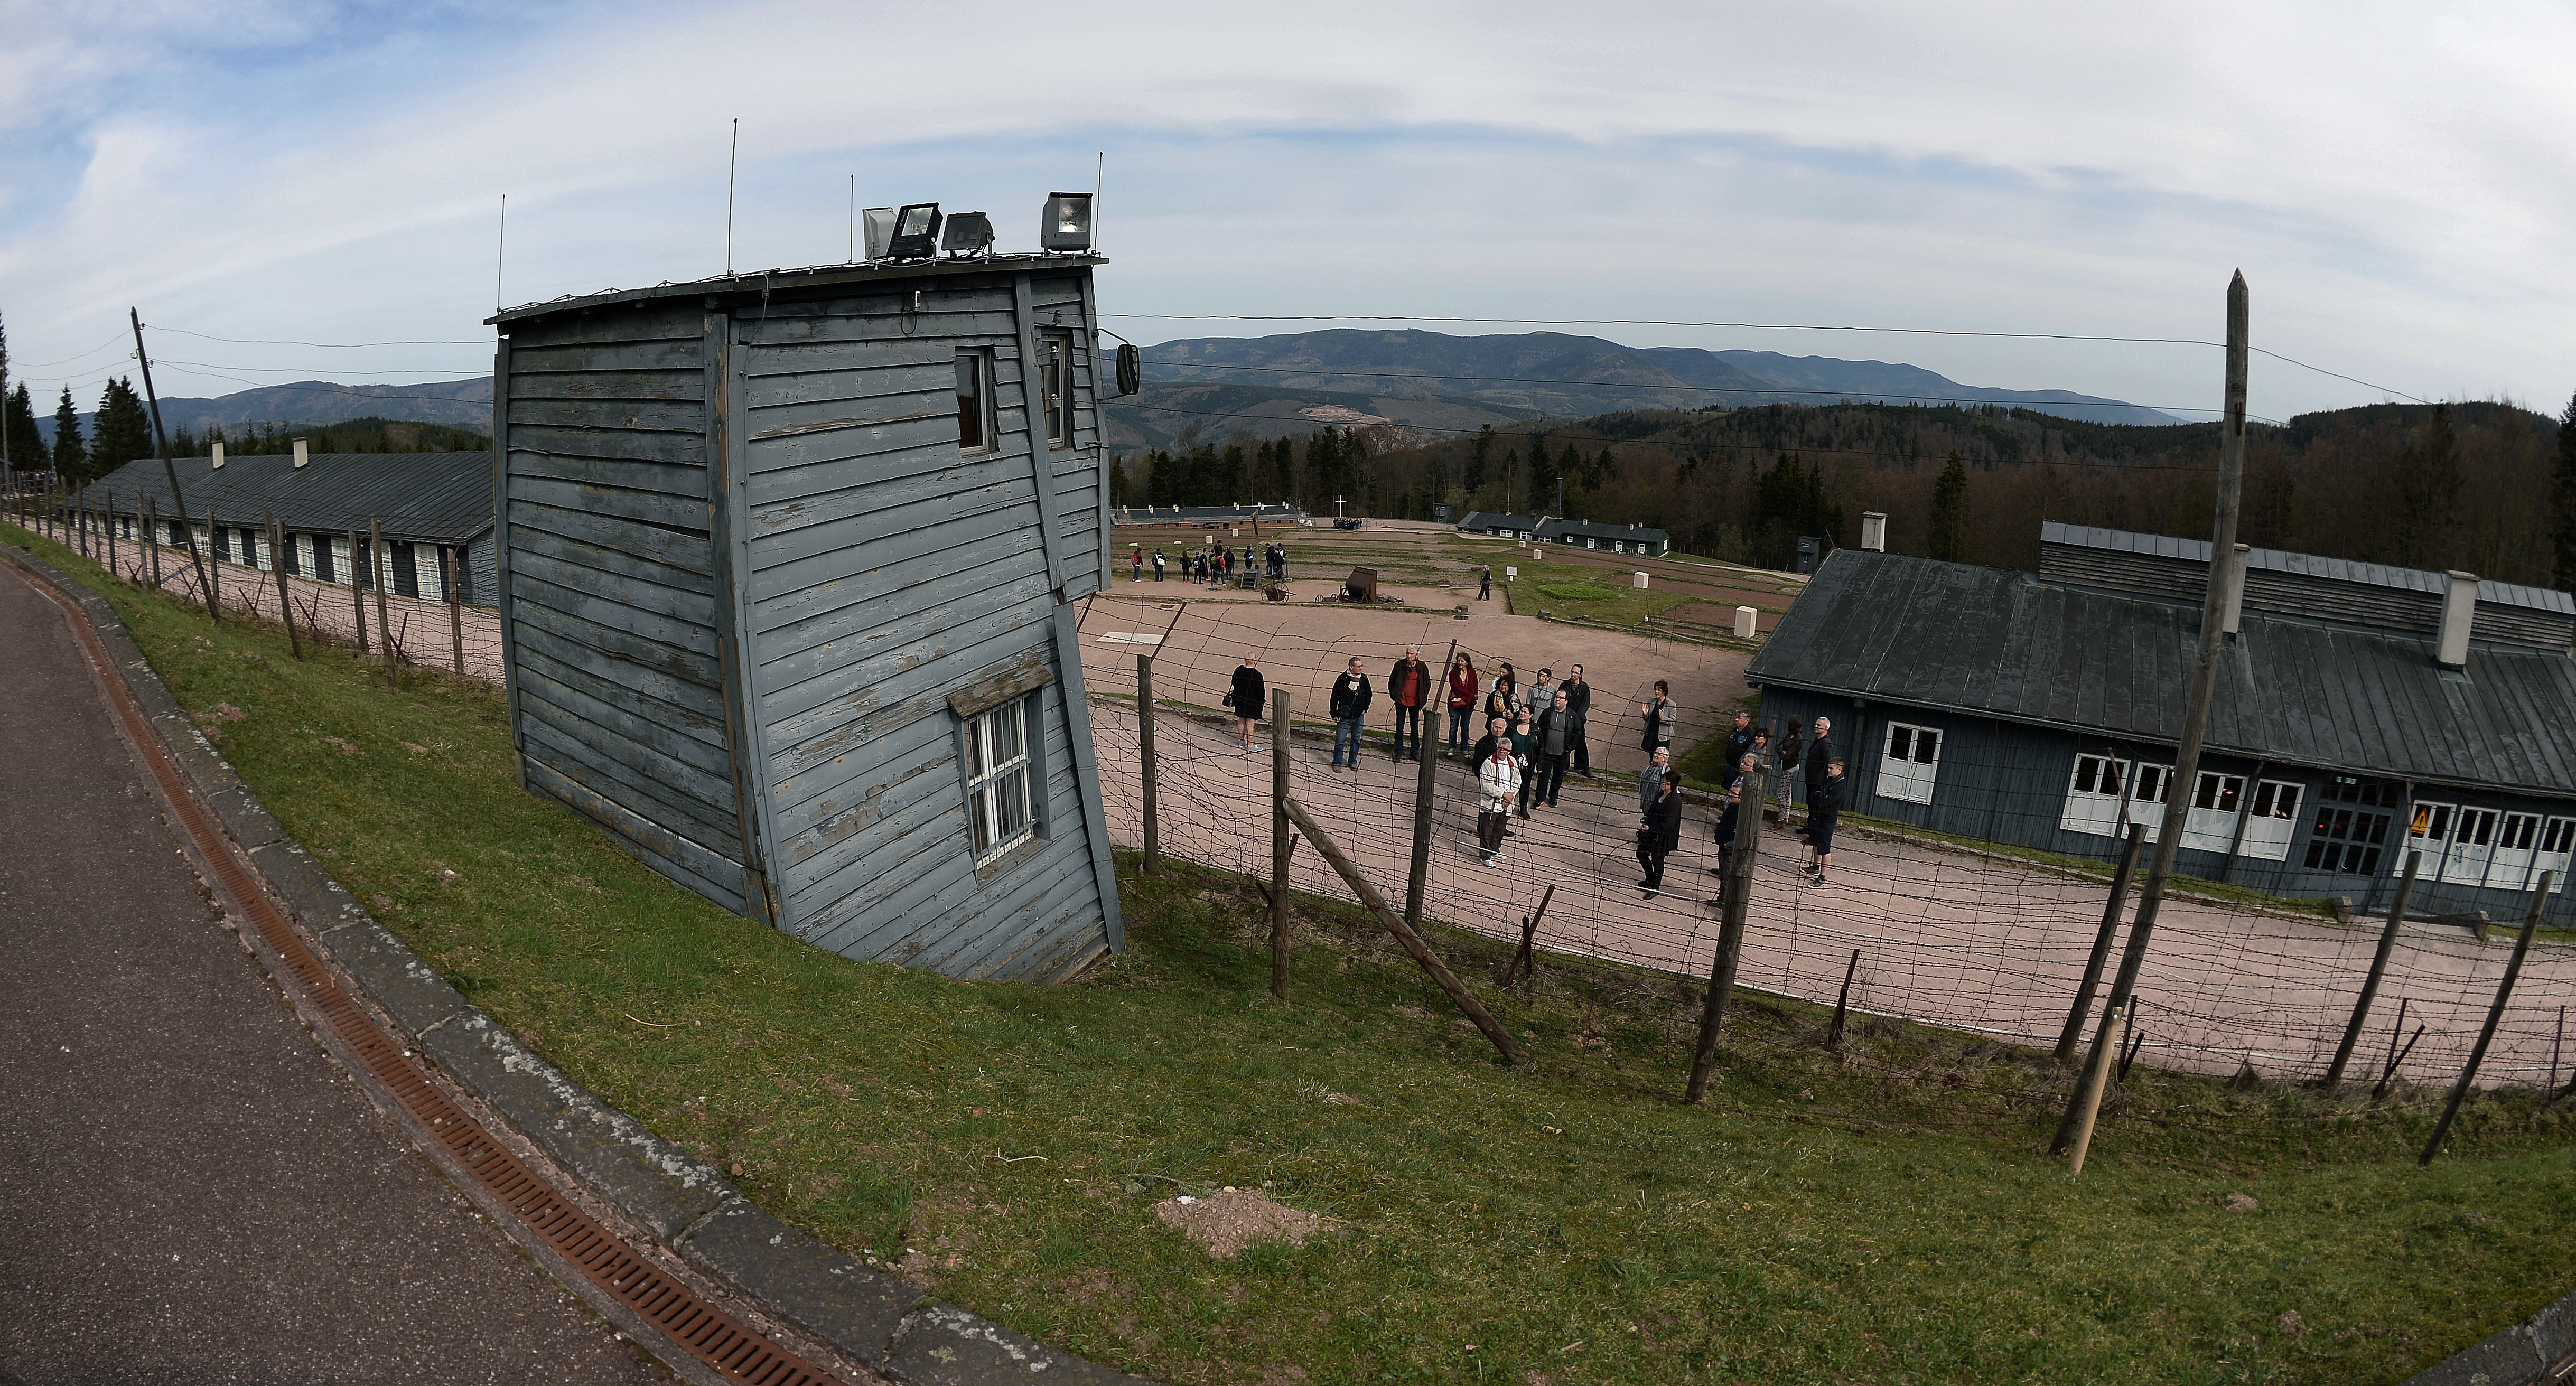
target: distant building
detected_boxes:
[487,250,1123,983]
[1455,510,1544,541]
[1537,518,1670,558]
[1110,502,1302,527]
[1746,521,2576,920]
[81,449,496,603]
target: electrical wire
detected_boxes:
[153,326,489,349]
[1100,312,2435,405]
[158,359,486,378]
[12,333,132,370]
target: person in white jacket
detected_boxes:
[1477,724,1522,864]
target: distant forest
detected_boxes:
[3,373,490,489]
[1113,396,2576,589]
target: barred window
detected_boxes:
[967,693,1035,860]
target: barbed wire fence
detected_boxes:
[11,488,504,684]
[1074,589,2575,1121]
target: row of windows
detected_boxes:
[69,516,460,600]
[956,332,1080,456]
[1868,725,2570,889]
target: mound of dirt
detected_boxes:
[1154,1188,1331,1259]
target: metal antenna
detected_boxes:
[726,118,740,276]
[494,194,507,312]
[1094,151,1104,253]
[848,174,855,262]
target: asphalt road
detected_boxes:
[0,563,661,1385]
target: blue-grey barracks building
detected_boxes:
[1745,522,2576,921]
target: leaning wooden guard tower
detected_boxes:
[487,231,1122,982]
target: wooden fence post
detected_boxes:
[1280,795,1522,1062]
[2066,1004,2126,1176]
[2325,851,2420,1090]
[1404,640,1457,934]
[1137,653,1158,874]
[1271,688,1290,1000]
[265,511,302,659]
[445,546,465,672]
[2058,822,2146,1062]
[145,494,160,587]
[371,518,395,687]
[347,529,368,652]
[2422,872,2552,1165]
[105,491,119,575]
[1828,947,1861,1048]
[1688,762,1768,1101]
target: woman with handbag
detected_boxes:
[1229,654,1265,753]
[1444,652,1480,755]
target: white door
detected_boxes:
[1878,723,1940,804]
[2183,771,2245,853]
[2060,754,2131,836]
[2238,780,2303,860]
[2487,813,2544,891]
[2541,819,2576,894]
[2442,808,2499,884]
[2127,764,2174,843]
[2400,802,2456,879]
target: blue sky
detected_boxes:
[4,1,2571,422]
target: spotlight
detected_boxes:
[939,211,995,257]
[887,203,941,258]
[1039,192,1094,251]
[861,207,898,260]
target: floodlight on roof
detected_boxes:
[862,207,898,260]
[888,202,941,258]
[939,211,994,257]
[1039,192,1093,251]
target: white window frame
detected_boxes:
[955,349,998,455]
[2060,753,2133,837]
[1876,720,1941,804]
[1038,330,1076,450]
[2236,779,2305,861]
[2182,770,2245,852]
[2441,806,2499,884]
[965,692,1039,862]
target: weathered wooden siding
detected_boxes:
[729,275,1110,980]
[500,302,743,906]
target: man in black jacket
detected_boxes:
[1559,664,1594,776]
[1531,689,1576,808]
[1723,709,1757,783]
[1329,657,1373,770]
[1802,757,1845,885]
[1638,769,1682,897]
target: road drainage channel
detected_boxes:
[13,555,851,1386]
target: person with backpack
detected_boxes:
[1328,656,1373,770]
[1386,647,1430,761]
[1131,547,1142,582]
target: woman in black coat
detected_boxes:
[1230,654,1266,753]
[1638,769,1683,896]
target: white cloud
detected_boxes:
[2,0,2569,419]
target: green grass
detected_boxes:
[14,519,2576,1386]
[1512,558,1697,626]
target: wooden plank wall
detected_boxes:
[733,274,1109,982]
[500,302,748,910]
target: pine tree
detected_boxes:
[91,378,152,476]
[2,385,38,481]
[1463,425,1491,494]
[1525,434,1554,514]
[1928,451,1969,561]
[51,387,86,482]
[2552,392,2576,592]
[2392,404,2462,569]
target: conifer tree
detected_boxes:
[1928,451,1969,561]
[51,387,86,482]
[1526,433,1554,513]
[2553,392,2576,592]
[1463,425,1491,494]
[91,378,152,476]
[2392,403,2461,569]
[2,385,38,482]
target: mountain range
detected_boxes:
[33,330,2174,449]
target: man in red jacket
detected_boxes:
[1386,646,1430,762]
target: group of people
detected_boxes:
[1712,709,1846,887]
[1129,542,1290,585]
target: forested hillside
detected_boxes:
[1113,396,2576,589]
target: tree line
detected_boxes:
[1122,395,2576,590]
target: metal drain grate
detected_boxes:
[14,558,847,1386]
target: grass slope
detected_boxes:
[11,520,2573,1386]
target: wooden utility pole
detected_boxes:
[1404,640,1458,934]
[2058,823,2146,1062]
[445,546,465,672]
[2055,272,2248,1156]
[1271,689,1290,999]
[2324,851,2420,1090]
[129,308,217,622]
[348,529,369,652]
[371,518,395,687]
[2422,873,2553,1165]
[1689,763,1769,1101]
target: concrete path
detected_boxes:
[0,564,655,1384]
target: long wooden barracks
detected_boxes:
[487,218,1124,981]
[1747,521,2576,922]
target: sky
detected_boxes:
[3,1,2572,424]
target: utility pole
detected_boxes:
[130,309,218,622]
[2055,272,2248,1158]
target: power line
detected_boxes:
[14,334,131,370]
[1100,312,2434,406]
[160,359,484,378]
[155,326,490,349]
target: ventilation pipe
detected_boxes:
[2436,571,2478,668]
[2220,542,2250,636]
[1860,512,1887,552]
[210,441,225,469]
[293,438,310,469]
